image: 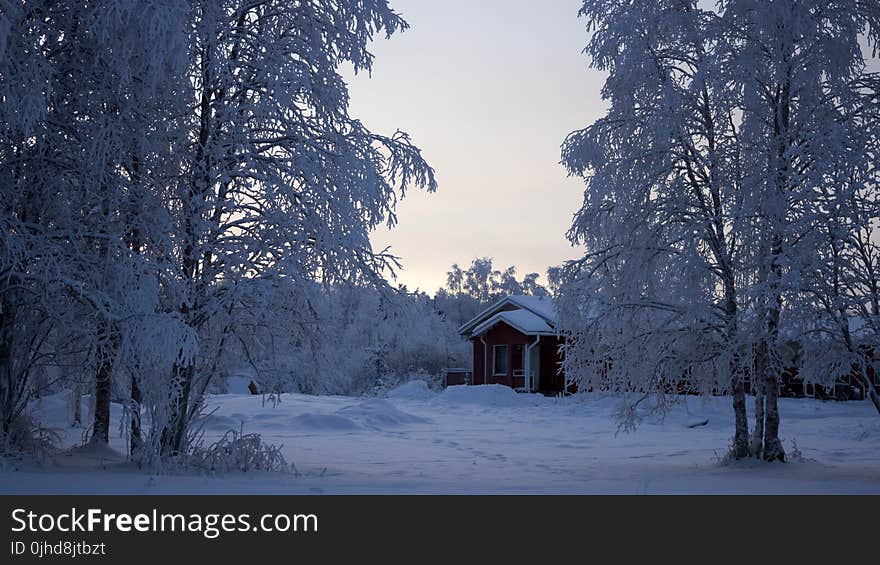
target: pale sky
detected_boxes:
[345,0,606,293]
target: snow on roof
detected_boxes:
[458,294,558,336]
[470,309,555,337]
[507,295,556,323]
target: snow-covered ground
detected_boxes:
[2,383,879,494]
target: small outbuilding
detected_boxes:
[458,295,566,394]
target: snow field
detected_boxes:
[2,383,878,494]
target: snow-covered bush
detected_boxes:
[0,413,60,462]
[187,426,289,474]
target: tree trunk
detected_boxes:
[124,154,146,456]
[865,381,880,415]
[0,295,16,436]
[91,171,115,446]
[759,292,785,462]
[157,42,210,459]
[858,365,880,415]
[160,361,195,456]
[71,378,82,427]
[763,367,784,461]
[720,280,750,460]
[91,322,112,445]
[750,358,765,459]
[33,366,46,399]
[130,371,142,456]
[757,68,791,463]
[172,363,195,452]
[726,292,749,459]
[730,365,750,459]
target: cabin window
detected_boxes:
[493,345,508,376]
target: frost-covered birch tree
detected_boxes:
[720,0,880,460]
[0,0,56,443]
[1,0,434,462]
[788,82,880,414]
[557,0,753,457]
[558,0,880,460]
[1,1,187,449]
[37,1,189,448]
[155,0,435,456]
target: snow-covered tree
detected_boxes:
[788,89,880,413]
[41,1,189,447]
[153,0,435,456]
[558,0,880,460]
[212,281,468,397]
[446,264,464,295]
[0,0,435,462]
[463,257,497,304]
[0,1,188,450]
[558,0,752,454]
[719,0,880,460]
[435,258,549,328]
[0,1,55,442]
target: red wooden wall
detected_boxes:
[469,322,565,393]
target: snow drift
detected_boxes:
[336,399,431,429]
[386,380,436,401]
[435,384,531,408]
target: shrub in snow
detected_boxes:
[291,413,362,432]
[0,413,60,462]
[372,369,441,398]
[186,426,288,474]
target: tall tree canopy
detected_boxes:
[0,0,434,462]
[558,0,880,460]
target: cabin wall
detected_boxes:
[468,322,878,399]
[481,322,531,388]
[467,323,568,394]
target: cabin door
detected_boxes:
[529,344,541,392]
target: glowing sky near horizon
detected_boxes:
[345,0,605,293]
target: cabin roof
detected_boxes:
[458,295,557,337]
[470,309,555,337]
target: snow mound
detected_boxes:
[337,399,430,429]
[291,413,362,431]
[53,441,126,469]
[436,384,525,408]
[386,380,435,401]
[68,441,124,460]
[196,414,245,432]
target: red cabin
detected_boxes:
[458,295,567,395]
